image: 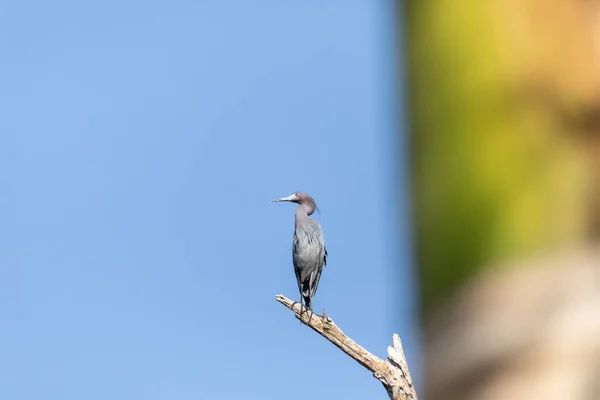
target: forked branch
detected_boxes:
[275,294,418,400]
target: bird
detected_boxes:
[271,192,328,322]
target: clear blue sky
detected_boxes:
[0,1,420,399]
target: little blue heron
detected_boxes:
[271,192,328,322]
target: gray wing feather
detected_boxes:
[292,221,326,306]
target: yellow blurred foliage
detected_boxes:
[405,0,600,312]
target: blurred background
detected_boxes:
[405,0,600,399]
[3,0,600,399]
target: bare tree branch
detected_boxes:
[275,294,418,400]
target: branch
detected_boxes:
[275,294,418,400]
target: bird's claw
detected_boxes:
[291,300,300,312]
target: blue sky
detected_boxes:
[0,1,419,399]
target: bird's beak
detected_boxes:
[270,194,296,203]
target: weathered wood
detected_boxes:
[275,294,418,400]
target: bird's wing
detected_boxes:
[307,240,327,304]
[308,267,323,305]
[292,233,303,297]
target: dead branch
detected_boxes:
[275,294,418,400]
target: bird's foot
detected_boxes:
[292,302,318,325]
[291,300,301,312]
[294,302,307,324]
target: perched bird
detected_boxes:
[271,192,327,321]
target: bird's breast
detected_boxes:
[292,225,325,268]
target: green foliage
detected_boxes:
[404,0,590,313]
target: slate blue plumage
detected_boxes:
[272,192,327,319]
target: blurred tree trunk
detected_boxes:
[423,246,600,400]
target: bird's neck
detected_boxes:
[295,204,313,226]
[300,201,316,216]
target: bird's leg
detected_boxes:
[306,307,316,325]
[293,299,318,326]
[295,300,306,325]
[299,303,311,324]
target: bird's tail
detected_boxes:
[302,294,312,311]
[301,278,313,311]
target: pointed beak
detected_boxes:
[270,194,296,203]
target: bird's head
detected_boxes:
[271,192,320,215]
[271,192,305,204]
